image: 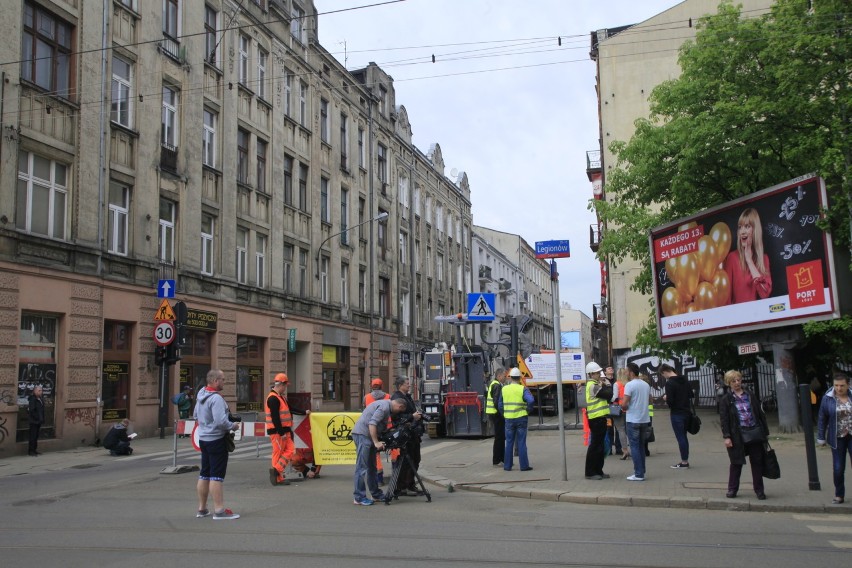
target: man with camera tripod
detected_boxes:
[391,377,424,497]
[352,398,406,506]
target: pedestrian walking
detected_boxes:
[621,362,651,481]
[195,369,241,519]
[352,398,406,506]
[817,371,852,504]
[661,363,692,469]
[719,369,768,500]
[499,368,534,472]
[583,362,612,480]
[486,369,507,466]
[27,385,45,456]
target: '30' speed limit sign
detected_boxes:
[153,321,176,346]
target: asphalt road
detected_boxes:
[0,440,847,567]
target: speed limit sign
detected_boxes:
[153,321,176,346]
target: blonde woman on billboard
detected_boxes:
[723,207,772,303]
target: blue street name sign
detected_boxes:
[157,279,176,298]
[467,293,496,321]
[535,240,570,259]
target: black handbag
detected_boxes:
[740,425,765,445]
[225,432,236,453]
[644,425,655,443]
[763,442,781,479]
[686,400,701,435]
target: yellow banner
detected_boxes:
[309,412,361,465]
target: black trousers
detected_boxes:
[28,423,41,454]
[397,439,422,490]
[490,413,505,464]
[585,416,608,476]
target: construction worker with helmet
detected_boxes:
[584,361,613,480]
[485,368,507,466]
[265,372,308,486]
[364,378,390,485]
[498,367,534,472]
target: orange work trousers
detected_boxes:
[270,432,295,482]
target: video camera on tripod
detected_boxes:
[380,413,429,450]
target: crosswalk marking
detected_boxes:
[794,513,852,550]
[828,541,852,549]
[807,526,852,535]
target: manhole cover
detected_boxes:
[69,463,101,469]
[683,482,727,490]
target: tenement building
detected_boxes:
[0,0,472,452]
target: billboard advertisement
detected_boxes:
[649,174,839,342]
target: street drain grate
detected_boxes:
[69,463,101,469]
[682,482,728,490]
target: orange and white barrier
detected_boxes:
[174,415,312,452]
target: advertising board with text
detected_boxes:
[649,174,839,342]
[523,352,586,385]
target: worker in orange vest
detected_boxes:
[364,378,389,485]
[266,373,308,486]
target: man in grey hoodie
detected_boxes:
[195,369,241,520]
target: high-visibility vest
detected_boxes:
[502,383,528,419]
[485,379,500,414]
[364,392,390,406]
[586,380,610,420]
[265,390,292,433]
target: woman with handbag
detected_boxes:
[817,372,852,505]
[719,369,769,500]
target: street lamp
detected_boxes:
[315,211,389,280]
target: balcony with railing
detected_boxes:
[590,224,602,252]
[160,143,178,173]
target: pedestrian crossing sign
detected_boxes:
[466,293,496,321]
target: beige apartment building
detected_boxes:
[0,0,471,453]
[588,0,774,364]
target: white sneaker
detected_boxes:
[626,474,645,481]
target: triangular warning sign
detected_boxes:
[469,294,494,317]
[154,298,176,321]
[516,354,533,380]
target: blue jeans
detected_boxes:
[671,413,690,462]
[833,434,852,499]
[626,422,648,478]
[352,434,382,501]
[504,417,529,470]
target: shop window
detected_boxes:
[236,335,264,412]
[18,314,58,442]
[102,321,132,421]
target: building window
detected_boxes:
[436,253,444,282]
[283,69,293,117]
[414,185,421,216]
[379,85,387,115]
[340,114,348,169]
[159,199,175,265]
[358,268,366,310]
[320,99,329,143]
[237,129,249,184]
[202,109,217,168]
[320,177,329,223]
[320,256,329,303]
[299,81,307,127]
[111,56,132,128]
[283,244,293,293]
[18,314,58,443]
[377,143,387,184]
[22,2,73,97]
[257,47,267,99]
[16,151,68,240]
[163,0,179,38]
[201,214,214,275]
[379,277,390,318]
[377,209,387,260]
[256,234,266,288]
[283,155,293,206]
[399,175,409,213]
[340,188,349,245]
[291,4,305,43]
[399,232,407,265]
[239,35,249,86]
[108,183,129,256]
[298,164,308,212]
[358,127,365,168]
[298,248,307,298]
[236,227,248,284]
[358,197,365,239]
[161,86,179,147]
[341,262,349,307]
[256,138,267,193]
[204,5,218,65]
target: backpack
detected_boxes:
[171,393,184,405]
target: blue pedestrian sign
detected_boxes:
[467,293,496,321]
[535,240,570,259]
[157,279,176,299]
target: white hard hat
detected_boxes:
[509,367,522,378]
[586,362,603,375]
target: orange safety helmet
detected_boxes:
[274,372,289,384]
[370,378,383,389]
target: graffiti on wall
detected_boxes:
[65,408,97,429]
[0,416,8,444]
[618,352,703,400]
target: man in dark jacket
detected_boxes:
[103,419,133,455]
[27,386,45,456]
[662,363,692,469]
[391,377,423,496]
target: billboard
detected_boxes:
[649,174,839,342]
[524,352,586,385]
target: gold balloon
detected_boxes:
[685,302,698,313]
[661,286,683,317]
[676,253,699,300]
[709,222,732,265]
[696,235,718,282]
[712,269,731,307]
[665,257,679,285]
[695,281,717,311]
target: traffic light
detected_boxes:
[174,301,188,347]
[154,346,166,366]
[154,344,180,366]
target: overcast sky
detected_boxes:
[314,0,679,318]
